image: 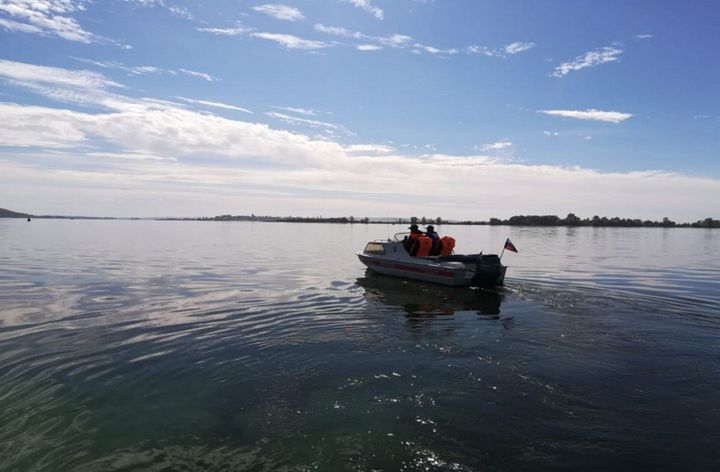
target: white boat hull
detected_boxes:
[357,240,506,287]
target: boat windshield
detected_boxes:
[364,242,386,255]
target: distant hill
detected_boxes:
[0,208,31,218]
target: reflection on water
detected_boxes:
[357,272,505,317]
[1,220,720,470]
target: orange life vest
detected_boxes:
[406,231,422,254]
[413,235,432,257]
[439,236,455,255]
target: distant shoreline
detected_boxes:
[2,208,719,228]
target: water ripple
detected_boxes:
[2,221,720,470]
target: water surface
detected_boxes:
[1,220,719,471]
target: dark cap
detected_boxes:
[427,225,434,231]
[408,224,419,230]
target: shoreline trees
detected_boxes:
[486,213,720,228]
[2,207,718,227]
[199,213,720,228]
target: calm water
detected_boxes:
[1,220,719,471]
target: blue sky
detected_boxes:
[1,0,718,219]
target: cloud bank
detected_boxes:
[1,60,718,220]
[0,0,96,42]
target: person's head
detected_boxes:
[427,225,435,232]
[409,224,420,232]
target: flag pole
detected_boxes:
[500,239,507,261]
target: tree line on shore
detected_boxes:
[199,214,371,224]
[3,207,718,228]
[487,214,720,228]
[200,213,720,228]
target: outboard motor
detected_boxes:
[470,254,503,288]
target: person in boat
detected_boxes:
[425,225,441,256]
[403,224,424,254]
[409,226,438,257]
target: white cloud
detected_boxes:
[177,97,252,113]
[265,111,351,134]
[168,5,193,20]
[344,0,383,20]
[0,59,218,113]
[126,0,164,6]
[0,59,123,90]
[178,68,218,82]
[5,109,718,220]
[82,151,177,162]
[378,34,413,47]
[467,41,536,58]
[417,45,459,55]
[423,153,500,167]
[314,24,409,51]
[314,23,474,57]
[543,131,559,136]
[344,144,394,154]
[0,17,42,34]
[552,46,623,77]
[467,45,494,56]
[478,141,513,151]
[0,0,96,42]
[71,59,218,82]
[73,58,160,75]
[635,34,653,39]
[196,26,251,36]
[0,102,88,147]
[252,32,330,50]
[126,0,197,21]
[314,23,365,39]
[0,58,137,108]
[540,109,633,123]
[252,4,304,22]
[270,106,323,116]
[130,65,162,75]
[504,42,536,54]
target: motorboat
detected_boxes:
[357,233,507,288]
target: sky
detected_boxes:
[1,0,719,220]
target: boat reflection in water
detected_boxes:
[356,271,506,319]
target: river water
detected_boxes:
[1,220,719,471]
